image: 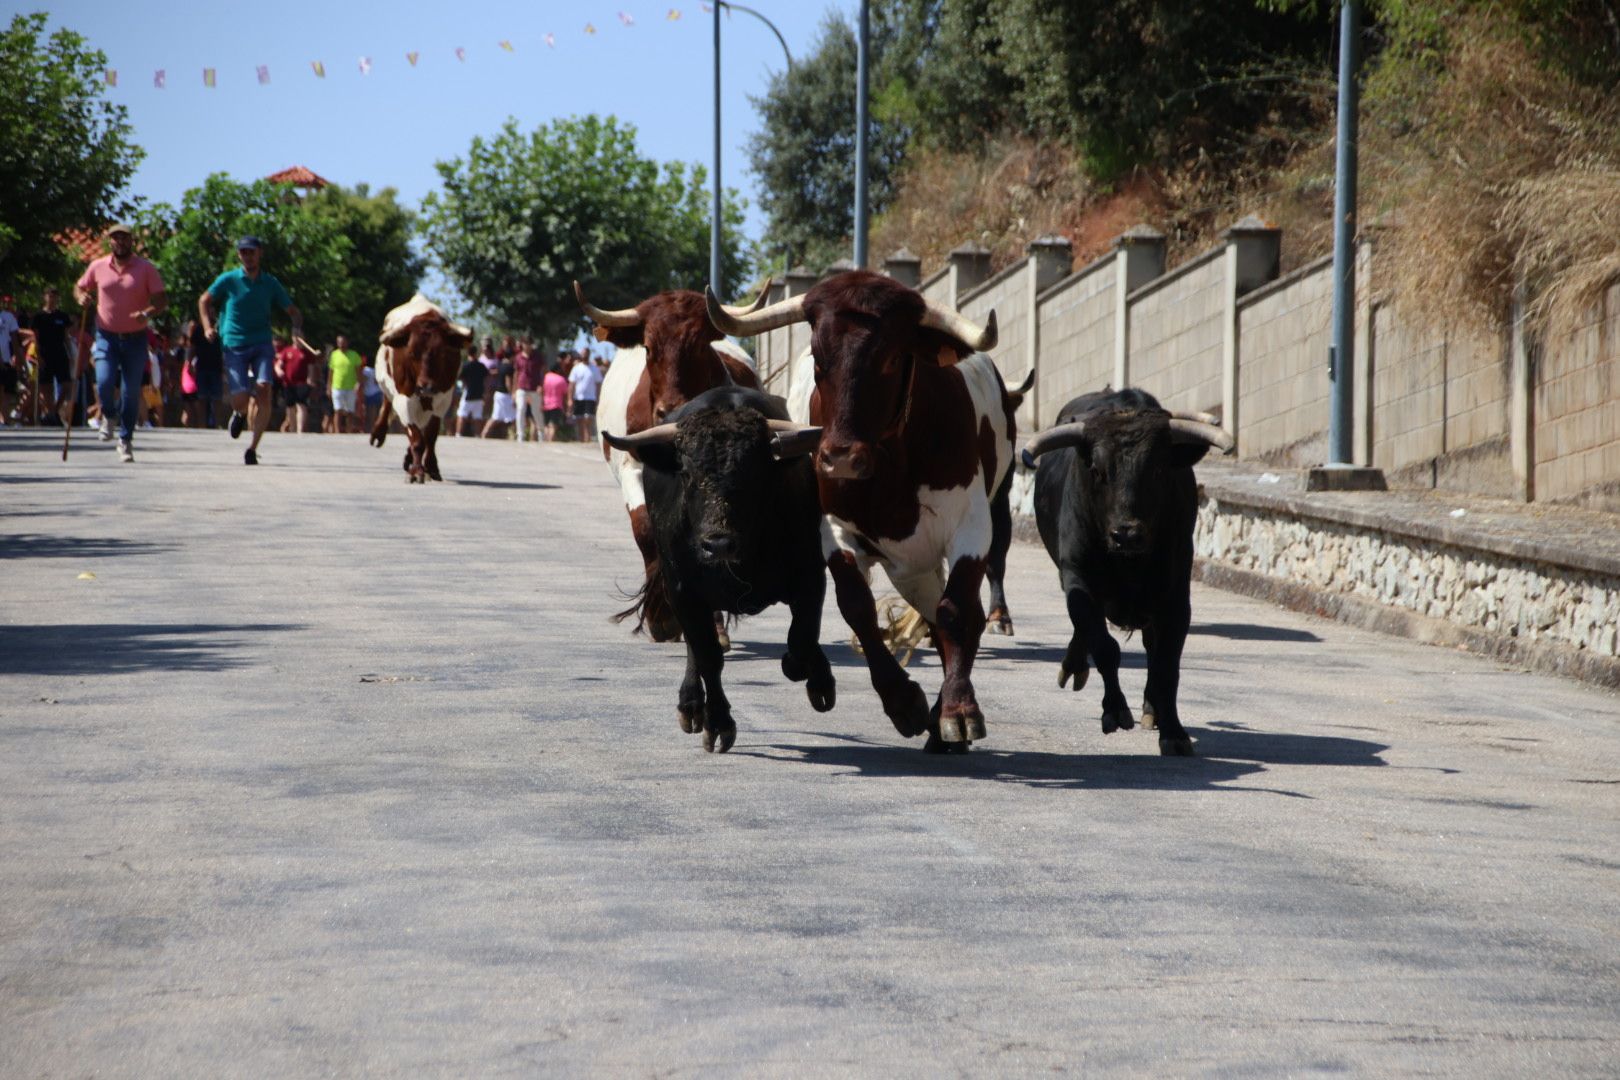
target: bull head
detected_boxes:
[380,309,474,397]
[1022,409,1232,555]
[704,271,997,481]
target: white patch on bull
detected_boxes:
[376,342,453,429]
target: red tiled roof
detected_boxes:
[266,165,329,188]
[57,228,104,262]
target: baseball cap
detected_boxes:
[236,236,263,251]
[104,223,134,237]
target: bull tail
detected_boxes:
[612,557,684,642]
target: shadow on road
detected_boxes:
[975,641,1146,669]
[0,623,302,676]
[0,534,172,561]
[0,474,111,485]
[1191,621,1323,643]
[1194,721,1387,766]
[452,479,559,491]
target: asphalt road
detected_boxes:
[2,426,1617,1078]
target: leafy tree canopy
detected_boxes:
[420,114,747,341]
[0,12,144,296]
[302,183,426,343]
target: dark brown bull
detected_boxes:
[369,297,474,483]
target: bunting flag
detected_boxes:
[455,46,466,62]
[701,3,712,11]
[203,68,216,87]
[668,9,682,19]
[584,22,597,34]
[311,59,326,78]
[544,33,556,48]
[358,56,373,75]
[153,69,166,89]
[406,51,419,66]
[617,11,635,26]
[256,65,270,85]
[499,40,514,52]
[105,69,117,87]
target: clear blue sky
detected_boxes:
[40,1,854,250]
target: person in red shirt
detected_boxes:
[273,333,316,433]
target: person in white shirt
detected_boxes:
[567,351,603,443]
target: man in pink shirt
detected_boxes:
[541,358,570,442]
[74,224,168,462]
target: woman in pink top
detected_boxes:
[541,361,569,442]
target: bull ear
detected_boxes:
[380,325,412,349]
[1170,441,1213,469]
[599,323,644,348]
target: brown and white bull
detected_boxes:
[576,282,767,641]
[369,294,474,483]
[707,270,1015,753]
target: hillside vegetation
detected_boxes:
[750,0,1620,330]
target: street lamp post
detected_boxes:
[853,0,869,268]
[710,2,794,294]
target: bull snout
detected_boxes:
[1108,521,1148,554]
[818,442,874,481]
[699,533,739,562]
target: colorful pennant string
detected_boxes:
[407,51,419,66]
[499,40,514,52]
[455,46,466,62]
[105,69,117,87]
[311,60,326,78]
[256,65,270,85]
[203,68,216,88]
[358,56,373,75]
[617,11,635,26]
[154,69,165,89]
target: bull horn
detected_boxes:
[1171,409,1221,427]
[602,424,679,452]
[1010,368,1035,397]
[1169,418,1235,453]
[769,424,823,459]
[921,302,997,353]
[720,282,773,317]
[573,281,642,328]
[705,286,807,338]
[1020,421,1088,469]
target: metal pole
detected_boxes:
[853,0,870,268]
[718,2,793,70]
[1328,0,1360,465]
[711,1,723,293]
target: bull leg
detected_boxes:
[929,555,989,753]
[423,415,443,481]
[369,404,390,447]
[403,423,426,483]
[1143,603,1194,756]
[674,591,734,753]
[779,571,835,714]
[628,506,683,643]
[1061,568,1134,735]
[984,469,1016,635]
[828,552,928,738]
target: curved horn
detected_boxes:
[1010,368,1036,397]
[1168,418,1234,453]
[1170,409,1221,427]
[769,425,823,459]
[602,424,679,452]
[720,282,772,317]
[920,302,998,353]
[573,280,642,328]
[705,286,807,337]
[1020,421,1088,469]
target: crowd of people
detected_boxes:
[1,226,614,463]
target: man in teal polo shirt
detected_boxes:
[198,236,305,465]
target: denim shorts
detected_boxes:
[223,341,276,395]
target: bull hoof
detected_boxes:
[1159,734,1195,756]
[1059,659,1090,690]
[677,705,705,735]
[986,606,1014,636]
[1101,704,1136,734]
[781,652,808,682]
[884,681,930,738]
[370,432,386,448]
[703,722,736,753]
[1141,700,1159,731]
[923,732,969,754]
[806,678,835,713]
[716,626,732,652]
[425,464,443,482]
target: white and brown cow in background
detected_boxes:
[577,282,767,642]
[708,270,1016,753]
[369,294,474,483]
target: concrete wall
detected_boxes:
[1034,258,1115,427]
[1126,249,1227,415]
[959,260,1033,431]
[1236,256,1334,463]
[1537,281,1620,508]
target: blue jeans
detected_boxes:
[223,341,276,397]
[93,330,148,442]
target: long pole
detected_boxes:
[711,1,723,293]
[1328,0,1360,465]
[852,0,870,268]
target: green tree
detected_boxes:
[303,183,425,341]
[136,174,355,342]
[746,9,917,272]
[420,114,747,340]
[0,12,144,295]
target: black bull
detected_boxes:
[604,386,834,753]
[1024,388,1233,756]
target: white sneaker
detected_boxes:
[98,417,113,441]
[118,439,134,463]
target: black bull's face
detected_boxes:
[674,411,775,566]
[1074,419,1210,555]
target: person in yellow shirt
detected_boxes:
[327,333,364,434]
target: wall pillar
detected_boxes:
[1222,215,1283,446]
[1112,225,1167,390]
[883,248,922,290]
[782,265,819,377]
[1353,240,1375,466]
[1024,235,1073,432]
[948,242,993,308]
[1510,278,1537,502]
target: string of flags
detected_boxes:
[101,11,713,90]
